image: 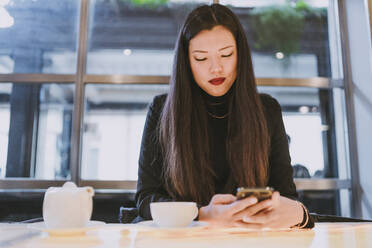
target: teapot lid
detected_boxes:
[63,182,77,189]
[46,182,94,197]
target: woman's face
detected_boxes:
[189,25,237,97]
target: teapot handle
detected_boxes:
[85,186,95,197]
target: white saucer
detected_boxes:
[28,221,105,236]
[137,220,208,230]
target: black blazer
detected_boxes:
[134,93,314,228]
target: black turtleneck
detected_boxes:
[200,88,232,193]
[201,87,231,119]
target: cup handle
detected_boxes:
[85,186,95,197]
[193,206,199,220]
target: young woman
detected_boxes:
[135,4,313,229]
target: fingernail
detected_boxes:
[265,201,272,207]
[243,216,251,222]
[249,198,258,204]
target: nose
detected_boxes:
[209,57,223,74]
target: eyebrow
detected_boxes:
[192,45,234,54]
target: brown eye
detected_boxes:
[222,52,233,58]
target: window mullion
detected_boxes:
[71,0,90,186]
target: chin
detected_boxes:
[208,87,230,97]
[206,90,225,97]
[214,92,227,97]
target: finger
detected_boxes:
[227,196,258,214]
[242,210,277,224]
[271,191,280,207]
[211,194,237,204]
[233,198,273,220]
[264,191,280,210]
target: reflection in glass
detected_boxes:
[82,85,348,181]
[35,84,74,179]
[332,88,350,180]
[230,0,330,78]
[0,0,14,29]
[0,83,11,178]
[0,0,79,74]
[298,189,340,215]
[259,86,325,177]
[264,86,349,181]
[87,0,210,75]
[0,83,74,179]
[87,0,333,78]
[82,84,168,180]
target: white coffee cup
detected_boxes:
[43,182,94,229]
[150,202,198,228]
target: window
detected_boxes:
[0,83,73,179]
[0,0,80,74]
[82,84,168,180]
[87,0,210,75]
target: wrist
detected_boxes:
[291,201,309,229]
[198,206,209,221]
[296,201,304,224]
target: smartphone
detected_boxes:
[236,187,274,202]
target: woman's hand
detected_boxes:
[198,194,259,227]
[233,191,304,229]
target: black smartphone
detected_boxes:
[236,187,274,202]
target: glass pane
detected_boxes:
[82,85,349,181]
[339,188,351,217]
[299,189,352,218]
[259,86,346,178]
[221,0,337,78]
[87,0,342,78]
[298,189,340,215]
[0,0,80,73]
[259,86,323,176]
[82,84,168,180]
[0,83,74,179]
[0,84,11,178]
[87,0,210,75]
[332,88,350,180]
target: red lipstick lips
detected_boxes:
[208,77,225,85]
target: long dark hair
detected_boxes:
[159,4,270,205]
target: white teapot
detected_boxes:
[43,182,94,229]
